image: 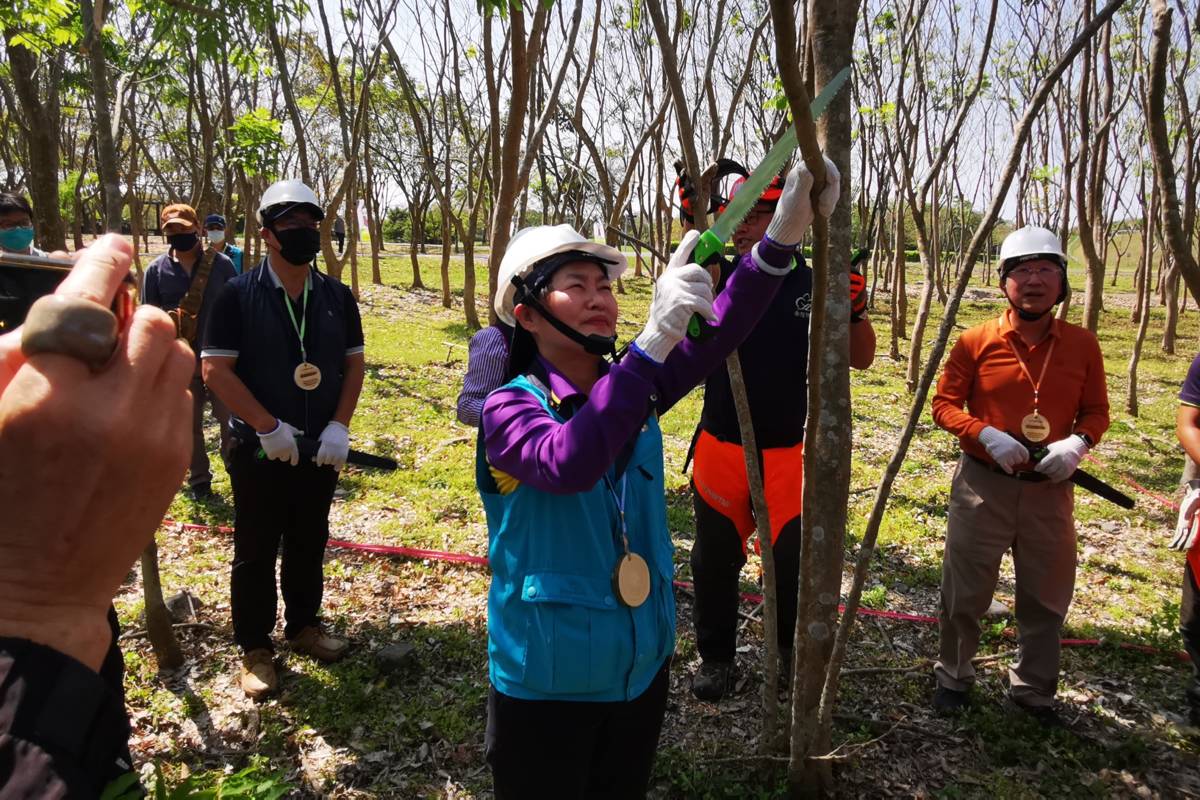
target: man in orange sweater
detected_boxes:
[930,226,1109,724]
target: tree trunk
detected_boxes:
[1127,187,1156,416]
[80,0,124,233]
[141,539,183,670]
[6,34,67,250]
[1147,0,1200,306]
[890,201,906,360]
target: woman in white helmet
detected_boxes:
[478,158,838,798]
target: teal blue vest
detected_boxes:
[477,375,676,702]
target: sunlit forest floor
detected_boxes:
[114,240,1200,798]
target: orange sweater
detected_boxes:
[932,311,1110,464]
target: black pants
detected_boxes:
[1182,559,1200,713]
[485,661,670,800]
[228,443,338,652]
[689,487,802,664]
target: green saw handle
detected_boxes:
[685,229,727,340]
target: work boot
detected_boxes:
[240,649,277,700]
[932,685,970,715]
[1008,693,1065,728]
[190,482,213,500]
[289,625,348,663]
[691,661,736,702]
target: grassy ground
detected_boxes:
[117,243,1200,798]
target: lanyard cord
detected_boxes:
[281,279,309,361]
[1005,331,1056,412]
[602,473,630,555]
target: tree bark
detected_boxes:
[141,539,183,670]
[5,33,67,250]
[1147,0,1200,306]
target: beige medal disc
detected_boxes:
[294,361,322,391]
[1020,412,1051,443]
[612,553,651,608]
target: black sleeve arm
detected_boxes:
[0,637,132,799]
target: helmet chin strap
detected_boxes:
[512,276,619,360]
[1010,301,1052,321]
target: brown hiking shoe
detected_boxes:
[288,625,348,663]
[240,649,277,699]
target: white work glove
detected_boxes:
[315,421,350,471]
[258,419,300,466]
[763,155,842,248]
[1034,434,1089,482]
[633,230,716,364]
[1171,480,1200,551]
[977,426,1029,475]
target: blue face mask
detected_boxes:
[0,225,35,252]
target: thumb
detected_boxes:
[667,230,702,271]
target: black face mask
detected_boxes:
[272,226,322,265]
[168,232,199,253]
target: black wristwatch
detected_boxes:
[1075,432,1094,448]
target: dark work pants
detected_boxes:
[101,607,134,767]
[188,374,231,488]
[689,488,802,664]
[228,443,338,652]
[485,660,670,800]
[1182,559,1200,714]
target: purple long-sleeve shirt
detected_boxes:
[457,323,512,427]
[482,240,793,495]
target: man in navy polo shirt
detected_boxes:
[202,179,365,699]
[143,202,237,499]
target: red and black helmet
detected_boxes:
[675,158,749,224]
[720,173,786,215]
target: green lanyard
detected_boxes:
[281,279,309,361]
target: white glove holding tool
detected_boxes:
[315,421,350,471]
[258,419,300,466]
[763,155,842,248]
[633,229,716,364]
[1171,479,1200,551]
[1034,434,1089,482]
[977,426,1028,474]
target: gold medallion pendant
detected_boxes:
[1020,412,1051,443]
[294,361,322,391]
[612,553,651,608]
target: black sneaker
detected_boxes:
[691,661,736,702]
[190,482,213,499]
[932,686,970,715]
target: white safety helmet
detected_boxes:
[998,225,1069,304]
[258,179,325,227]
[494,224,627,325]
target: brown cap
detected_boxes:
[160,203,199,232]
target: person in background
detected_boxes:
[0,191,58,333]
[205,213,244,274]
[930,225,1109,725]
[334,214,346,254]
[202,179,364,699]
[1170,358,1200,728]
[143,203,237,499]
[456,320,513,428]
[687,172,874,701]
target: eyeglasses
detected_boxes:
[1008,265,1060,280]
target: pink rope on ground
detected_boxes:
[165,518,1190,661]
[1084,452,1179,511]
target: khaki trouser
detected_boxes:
[189,373,231,488]
[935,454,1076,708]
